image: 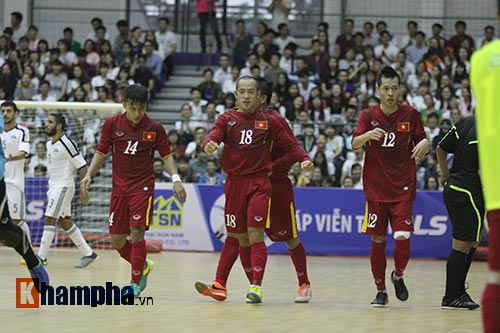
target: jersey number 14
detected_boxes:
[124,140,139,155]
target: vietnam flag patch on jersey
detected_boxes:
[255,120,268,130]
[143,131,156,141]
[397,122,410,132]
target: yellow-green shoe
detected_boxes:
[139,259,154,292]
[246,285,263,304]
[122,283,141,300]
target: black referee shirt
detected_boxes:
[438,116,481,190]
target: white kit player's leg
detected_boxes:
[38,224,56,264]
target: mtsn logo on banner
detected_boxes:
[16,278,40,308]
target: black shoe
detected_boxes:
[370,291,388,307]
[391,271,409,301]
[441,295,480,310]
[460,292,480,308]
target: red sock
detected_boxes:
[482,284,500,333]
[130,240,147,285]
[250,242,267,286]
[487,211,500,271]
[371,241,387,291]
[239,245,253,283]
[117,240,131,263]
[288,242,310,286]
[394,238,411,277]
[214,236,239,286]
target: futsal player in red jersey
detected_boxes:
[352,67,430,307]
[81,85,187,298]
[200,76,313,304]
[195,78,313,303]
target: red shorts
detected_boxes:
[266,176,297,242]
[224,175,271,233]
[361,200,414,236]
[108,194,154,234]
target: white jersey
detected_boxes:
[47,135,86,188]
[0,125,30,189]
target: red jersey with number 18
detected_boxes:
[352,104,427,202]
[96,112,171,196]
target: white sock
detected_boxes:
[38,225,56,260]
[66,224,93,256]
[17,221,32,245]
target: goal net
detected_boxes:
[11,100,125,250]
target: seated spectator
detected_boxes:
[222,66,240,94]
[185,126,208,159]
[274,72,290,102]
[279,42,296,75]
[114,19,129,53]
[447,20,475,59]
[91,64,109,88]
[0,63,18,99]
[189,148,208,182]
[419,93,442,123]
[216,92,235,114]
[305,39,329,79]
[97,86,114,103]
[431,119,452,153]
[338,47,358,73]
[264,53,286,87]
[341,176,354,188]
[176,155,195,183]
[254,42,270,70]
[83,39,100,66]
[87,17,109,41]
[336,69,356,98]
[167,130,186,160]
[288,57,315,84]
[250,64,261,77]
[289,162,310,187]
[424,112,441,142]
[302,123,317,153]
[197,68,223,104]
[133,55,155,97]
[213,53,231,85]
[342,148,365,183]
[449,107,463,124]
[67,64,89,96]
[270,91,286,118]
[229,19,253,69]
[72,49,96,79]
[62,27,81,52]
[175,103,200,145]
[351,163,363,189]
[153,157,171,182]
[240,53,259,77]
[27,142,49,177]
[14,73,37,100]
[200,102,218,131]
[27,52,46,80]
[274,23,296,53]
[285,94,305,122]
[130,26,143,55]
[115,67,135,99]
[100,53,119,80]
[189,87,208,119]
[57,39,77,66]
[406,31,428,67]
[306,167,324,187]
[98,39,113,56]
[308,95,330,123]
[27,25,40,51]
[391,51,415,82]
[424,175,440,191]
[313,151,335,181]
[34,164,47,177]
[328,83,348,115]
[143,40,164,83]
[374,30,398,65]
[297,70,317,101]
[198,159,224,185]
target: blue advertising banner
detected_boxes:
[25,177,48,245]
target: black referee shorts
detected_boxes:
[443,182,485,242]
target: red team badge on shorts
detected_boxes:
[397,122,410,132]
[255,120,268,130]
[142,131,156,141]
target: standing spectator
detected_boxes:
[0,63,17,99]
[143,40,164,89]
[274,23,296,53]
[86,17,109,41]
[198,159,224,184]
[230,20,253,69]
[197,0,223,53]
[114,20,129,52]
[448,21,475,58]
[9,12,27,44]
[27,25,40,51]
[352,66,430,307]
[426,23,447,50]
[176,103,200,145]
[477,25,497,48]
[397,20,418,50]
[363,21,378,46]
[222,66,240,94]
[62,27,81,53]
[335,19,355,59]
[305,39,329,79]
[155,17,177,79]
[28,142,49,176]
[405,31,428,67]
[213,53,232,85]
[189,87,208,119]
[267,0,291,28]
[374,30,399,65]
[254,29,279,63]
[14,73,37,100]
[264,53,286,87]
[133,55,155,98]
[130,27,143,56]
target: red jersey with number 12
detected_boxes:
[352,104,427,202]
[96,112,171,196]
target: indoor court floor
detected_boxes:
[0,247,486,332]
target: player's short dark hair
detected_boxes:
[123,84,148,104]
[11,12,23,22]
[49,112,67,131]
[376,66,401,86]
[1,100,18,112]
[236,76,258,90]
[159,17,169,24]
[485,25,495,32]
[256,77,273,105]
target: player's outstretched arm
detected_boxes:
[78,166,90,204]
[164,155,187,203]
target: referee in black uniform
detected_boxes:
[437,115,483,310]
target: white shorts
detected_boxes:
[45,186,75,219]
[6,183,25,220]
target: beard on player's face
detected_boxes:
[46,127,57,137]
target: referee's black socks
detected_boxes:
[445,249,468,300]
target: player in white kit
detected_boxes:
[37,113,99,268]
[1,101,32,265]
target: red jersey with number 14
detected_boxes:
[96,112,171,196]
[352,104,427,202]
